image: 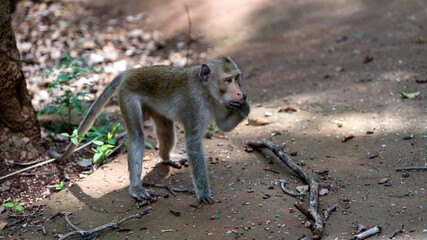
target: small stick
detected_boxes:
[105,139,125,159]
[323,204,338,220]
[13,159,44,166]
[355,225,381,240]
[279,179,306,197]
[246,140,323,239]
[396,166,427,171]
[63,212,82,231]
[136,197,157,209]
[263,168,281,174]
[389,224,404,239]
[142,183,193,196]
[248,180,252,189]
[113,131,127,141]
[41,225,47,235]
[57,207,151,240]
[0,137,99,181]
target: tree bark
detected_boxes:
[0,0,40,140]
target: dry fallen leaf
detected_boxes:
[278,107,297,113]
[0,221,7,230]
[363,55,373,63]
[246,117,272,126]
[378,177,388,184]
[244,145,254,152]
[342,134,355,142]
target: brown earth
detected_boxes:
[1,0,427,239]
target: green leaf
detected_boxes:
[105,145,115,148]
[93,140,104,146]
[93,152,101,163]
[353,32,366,38]
[71,137,79,146]
[2,203,14,208]
[107,138,117,145]
[145,142,153,149]
[400,91,420,99]
[112,218,119,222]
[60,133,70,137]
[15,206,24,213]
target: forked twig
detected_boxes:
[51,207,152,240]
[246,140,329,239]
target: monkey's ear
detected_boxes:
[199,64,210,81]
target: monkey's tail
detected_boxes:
[49,71,128,162]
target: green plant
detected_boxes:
[208,122,220,134]
[86,111,124,141]
[2,201,24,213]
[60,129,84,145]
[39,54,100,131]
[55,181,66,190]
[91,123,121,164]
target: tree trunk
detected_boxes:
[0,0,40,140]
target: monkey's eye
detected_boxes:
[225,77,233,83]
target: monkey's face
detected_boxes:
[219,73,246,109]
[201,56,247,109]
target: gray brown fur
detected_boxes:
[50,56,250,204]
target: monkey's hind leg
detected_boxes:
[120,97,156,201]
[151,113,183,169]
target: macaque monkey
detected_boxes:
[50,56,250,204]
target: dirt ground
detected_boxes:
[1,0,427,239]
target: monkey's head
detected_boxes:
[199,56,246,108]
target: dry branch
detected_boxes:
[51,207,152,240]
[246,140,325,239]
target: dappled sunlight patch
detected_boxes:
[379,70,419,83]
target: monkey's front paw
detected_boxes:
[129,186,158,201]
[226,100,244,110]
[163,159,183,169]
[198,195,215,205]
